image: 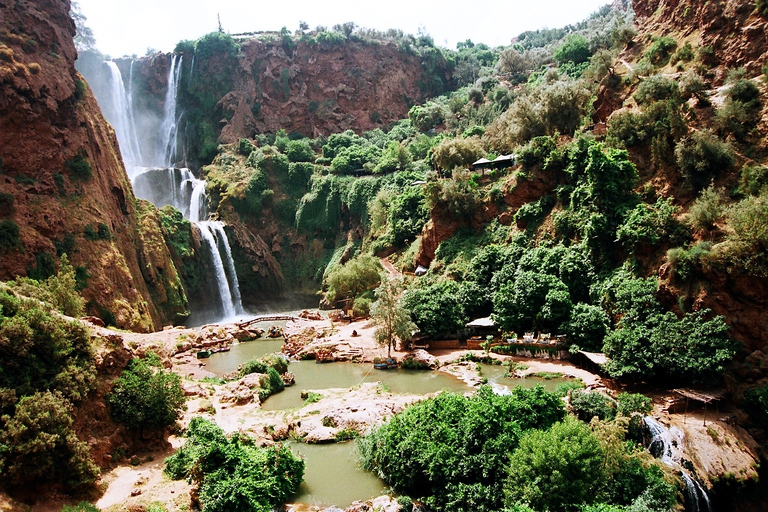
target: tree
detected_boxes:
[371,277,415,357]
[401,280,467,337]
[506,417,606,511]
[0,391,98,488]
[107,353,186,432]
[554,34,591,65]
[70,1,96,52]
[324,254,383,305]
[165,417,304,512]
[360,386,564,512]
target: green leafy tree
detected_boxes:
[360,386,565,512]
[561,302,610,351]
[371,277,415,357]
[554,34,591,65]
[107,353,186,432]
[402,280,467,337]
[506,417,606,511]
[493,271,572,332]
[674,130,735,191]
[324,254,383,304]
[0,391,98,488]
[165,417,304,512]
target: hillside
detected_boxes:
[0,0,188,330]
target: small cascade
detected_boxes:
[159,54,183,167]
[643,417,712,512]
[105,62,142,170]
[197,222,239,319]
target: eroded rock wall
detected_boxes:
[0,0,186,330]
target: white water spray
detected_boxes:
[91,54,245,323]
[643,417,712,512]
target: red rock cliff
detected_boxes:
[0,0,186,330]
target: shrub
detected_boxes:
[674,130,735,191]
[687,185,726,231]
[715,77,763,140]
[238,138,256,156]
[0,391,98,488]
[645,36,677,66]
[742,385,768,429]
[634,74,680,105]
[0,219,21,251]
[616,197,688,252]
[106,353,185,431]
[561,303,610,351]
[83,222,111,241]
[65,154,92,180]
[164,417,303,512]
[722,191,768,275]
[569,389,617,421]
[74,78,87,101]
[666,242,712,282]
[738,165,768,196]
[603,275,736,384]
[616,392,652,416]
[324,254,382,304]
[402,280,467,337]
[554,34,591,65]
[0,290,96,401]
[285,139,315,162]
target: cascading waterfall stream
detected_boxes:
[643,417,712,512]
[97,56,244,323]
[106,61,142,170]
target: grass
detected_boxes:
[532,371,564,380]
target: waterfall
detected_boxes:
[105,62,142,172]
[87,53,246,325]
[643,417,712,512]
[197,222,239,319]
[159,54,182,167]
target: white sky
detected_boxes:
[75,0,611,58]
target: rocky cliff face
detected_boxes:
[0,0,186,330]
[107,36,441,168]
[634,0,768,80]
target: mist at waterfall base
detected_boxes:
[90,56,247,326]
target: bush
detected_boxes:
[687,185,726,231]
[616,197,688,252]
[0,219,21,251]
[616,392,652,416]
[0,290,96,402]
[603,276,737,384]
[164,417,303,512]
[65,154,92,180]
[83,222,111,241]
[0,391,98,488]
[715,77,763,140]
[561,303,610,351]
[666,242,712,282]
[107,353,185,431]
[359,386,564,512]
[634,75,680,104]
[674,130,735,191]
[493,271,573,333]
[645,36,677,66]
[742,385,768,429]
[285,139,315,162]
[554,34,591,65]
[324,254,383,304]
[402,280,467,337]
[569,389,617,422]
[722,191,768,275]
[738,165,768,196]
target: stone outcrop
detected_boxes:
[0,0,186,330]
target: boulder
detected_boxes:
[403,349,439,369]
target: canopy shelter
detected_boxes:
[573,350,610,376]
[673,388,726,426]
